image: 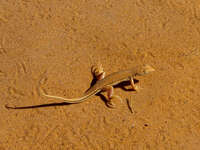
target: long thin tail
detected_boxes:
[41,90,99,104]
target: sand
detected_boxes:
[0,0,200,149]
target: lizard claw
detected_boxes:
[106,101,116,108]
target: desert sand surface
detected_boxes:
[0,0,200,149]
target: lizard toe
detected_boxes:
[106,101,116,108]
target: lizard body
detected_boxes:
[42,64,155,107]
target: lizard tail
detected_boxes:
[41,90,99,104]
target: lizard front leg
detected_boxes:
[103,85,122,108]
[130,77,139,91]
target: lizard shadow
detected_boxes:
[5,102,75,110]
[114,79,139,91]
[88,78,139,107]
[5,79,139,110]
[88,77,139,91]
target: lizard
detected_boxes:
[41,64,155,108]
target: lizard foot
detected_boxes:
[103,85,123,108]
[134,85,143,92]
[91,64,105,80]
[106,101,116,108]
[106,95,123,108]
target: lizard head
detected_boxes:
[135,64,155,76]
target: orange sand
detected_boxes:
[0,0,200,149]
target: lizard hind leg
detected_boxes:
[84,64,106,94]
[103,85,123,108]
[91,64,105,80]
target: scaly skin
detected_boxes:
[41,64,155,107]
